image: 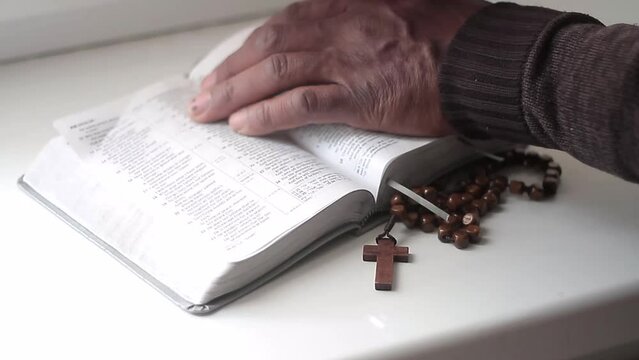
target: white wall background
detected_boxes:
[0,0,295,62]
[0,0,637,63]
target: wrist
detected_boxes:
[441,0,490,55]
[438,3,564,142]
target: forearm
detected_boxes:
[440,3,639,182]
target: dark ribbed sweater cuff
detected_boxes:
[439,3,582,144]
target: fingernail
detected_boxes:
[229,111,248,134]
[201,72,217,90]
[189,92,211,119]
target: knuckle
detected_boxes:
[255,103,274,128]
[267,54,290,80]
[254,24,284,52]
[294,90,321,114]
[321,48,341,75]
[221,82,234,102]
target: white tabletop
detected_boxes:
[2,4,639,360]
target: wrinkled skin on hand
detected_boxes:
[190,0,487,136]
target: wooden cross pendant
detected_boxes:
[363,238,409,290]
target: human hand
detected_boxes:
[190,0,488,136]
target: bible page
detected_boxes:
[289,125,433,198]
[23,137,232,304]
[54,78,369,262]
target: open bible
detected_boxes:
[20,23,507,313]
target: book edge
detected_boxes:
[17,175,209,313]
[17,175,360,315]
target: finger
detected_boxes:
[201,22,328,89]
[228,85,353,136]
[266,0,349,25]
[191,52,333,123]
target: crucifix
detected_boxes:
[363,216,409,290]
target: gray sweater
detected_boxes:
[439,3,639,182]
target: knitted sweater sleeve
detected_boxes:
[439,2,639,182]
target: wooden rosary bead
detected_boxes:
[453,230,470,249]
[470,199,488,216]
[445,213,463,228]
[438,224,454,243]
[465,184,483,199]
[489,175,508,192]
[494,175,508,188]
[460,192,474,204]
[547,161,562,175]
[462,212,480,226]
[390,204,406,217]
[419,213,438,233]
[509,180,526,195]
[484,188,501,204]
[475,174,490,188]
[422,186,438,203]
[527,184,545,201]
[543,176,559,196]
[464,225,481,244]
[447,193,464,211]
[482,191,498,209]
[455,180,470,192]
[545,168,561,178]
[390,193,404,206]
[439,222,452,230]
[539,154,552,164]
[403,211,419,228]
[487,187,502,199]
[460,202,474,214]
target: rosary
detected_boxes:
[363,148,562,290]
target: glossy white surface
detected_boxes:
[1,4,639,360]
